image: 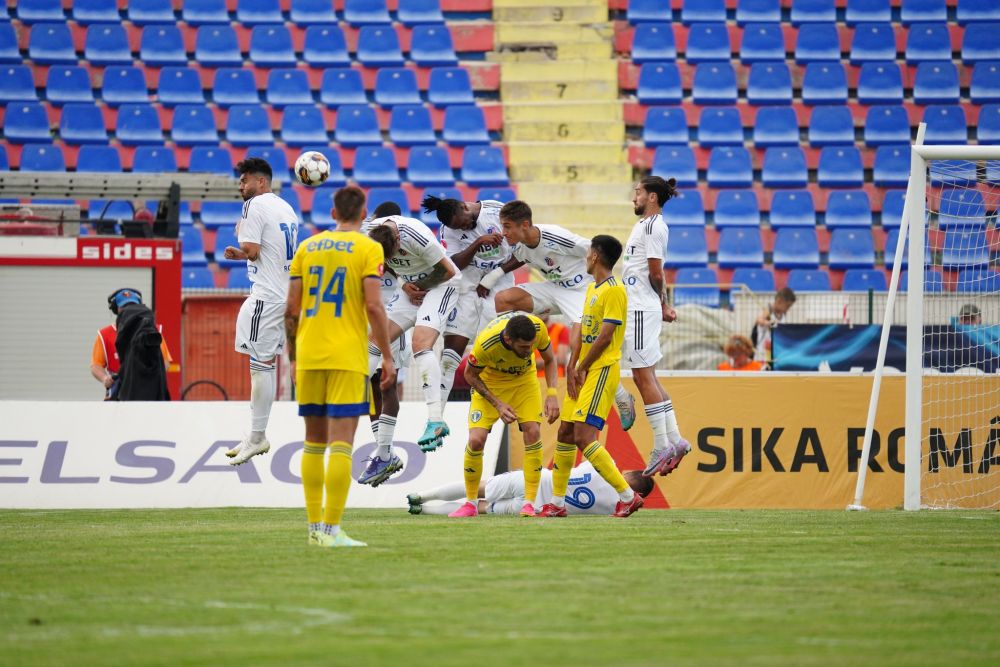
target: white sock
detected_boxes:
[645,400,670,451]
[615,383,630,405]
[376,415,396,459]
[415,350,443,421]
[370,419,379,442]
[308,521,321,533]
[367,342,382,377]
[551,495,565,507]
[420,501,465,515]
[466,498,477,506]
[618,488,635,502]
[249,360,275,441]
[419,481,466,502]
[663,400,682,445]
[439,348,463,404]
[322,523,340,537]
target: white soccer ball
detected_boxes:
[294,151,331,187]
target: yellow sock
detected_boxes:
[523,441,543,505]
[323,441,353,527]
[551,442,577,499]
[582,441,629,494]
[301,441,327,525]
[463,445,484,501]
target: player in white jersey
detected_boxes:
[616,176,692,478]
[364,214,459,483]
[406,461,654,516]
[422,195,513,405]
[223,158,299,466]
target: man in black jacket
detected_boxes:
[110,288,170,401]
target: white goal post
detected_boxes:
[851,124,1000,511]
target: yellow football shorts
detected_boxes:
[560,363,620,430]
[468,377,543,431]
[297,369,371,417]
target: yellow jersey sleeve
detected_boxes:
[362,237,385,280]
[531,314,551,352]
[289,238,307,279]
[601,283,627,325]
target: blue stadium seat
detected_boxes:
[73,0,119,23]
[795,23,840,63]
[237,0,282,24]
[846,0,891,25]
[962,23,1000,63]
[774,227,821,268]
[714,190,760,227]
[20,144,65,171]
[930,159,977,186]
[128,0,175,24]
[718,227,764,267]
[3,103,51,143]
[864,105,910,146]
[291,0,338,24]
[627,0,670,23]
[956,268,1000,293]
[652,146,697,187]
[188,145,233,174]
[102,67,148,106]
[873,145,910,187]
[353,147,401,186]
[195,26,242,66]
[398,0,445,25]
[697,107,743,146]
[769,190,816,228]
[171,104,218,145]
[344,0,392,25]
[158,67,205,106]
[179,229,209,268]
[685,23,732,62]
[59,103,108,144]
[215,228,246,264]
[673,268,720,307]
[681,0,725,24]
[731,267,775,292]
[266,69,313,107]
[367,187,411,215]
[938,188,986,228]
[942,228,990,268]
[389,104,436,145]
[923,105,968,144]
[279,188,302,218]
[411,24,458,66]
[737,0,781,24]
[320,69,367,106]
[334,104,381,145]
[900,270,945,292]
[792,0,836,24]
[740,23,785,63]
[132,145,177,172]
[406,147,451,186]
[250,25,295,67]
[303,26,351,66]
[638,62,683,104]
[761,147,808,187]
[971,63,1000,104]
[357,26,405,67]
[885,229,933,270]
[664,229,710,268]
[225,105,273,145]
[843,269,887,291]
[476,187,516,203]
[309,187,336,226]
[85,25,132,66]
[631,23,677,63]
[116,104,163,145]
[28,23,76,64]
[17,0,64,23]
[817,146,863,187]
[418,186,460,221]
[902,0,947,23]
[914,61,960,104]
[978,104,1000,144]
[140,26,187,67]
[808,105,855,146]
[428,67,474,106]
[786,269,830,292]
[182,267,215,287]
[829,229,875,268]
[880,189,905,228]
[0,23,20,63]
[246,145,292,182]
[747,62,792,105]
[850,23,897,63]
[661,189,705,226]
[857,62,904,104]
[281,105,328,146]
[958,0,1000,23]
[443,105,489,145]
[213,69,259,106]
[825,190,872,228]
[644,107,688,145]
[802,62,848,104]
[691,62,736,105]
[752,106,799,147]
[77,145,122,171]
[0,145,9,171]
[462,146,509,186]
[905,23,951,63]
[182,0,229,24]
[201,202,243,229]
[0,66,37,103]
[707,147,753,188]
[374,68,421,106]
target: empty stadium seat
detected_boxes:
[367,187,411,215]
[182,0,228,24]
[226,105,273,145]
[627,0,670,23]
[958,0,1000,23]
[963,23,1000,63]
[237,0,282,24]
[0,23,21,63]
[182,267,215,287]
[731,267,775,292]
[291,0,337,23]
[196,26,242,66]
[132,145,177,172]
[829,229,875,268]
[350,147,399,186]
[398,0,445,25]
[825,190,872,228]
[28,23,76,64]
[769,190,816,228]
[85,25,132,66]
[978,104,1000,144]
[762,147,808,187]
[698,107,743,146]
[77,144,122,171]
[792,0,836,24]
[266,69,313,107]
[462,147,508,186]
[795,23,841,63]
[344,0,392,25]
[938,188,987,228]
[201,201,243,229]
[914,61,960,104]
[808,105,855,146]
[652,147,697,187]
[902,0,947,23]
[842,269,887,291]
[428,67,474,106]
[873,145,910,186]
[857,62,904,104]
[335,104,381,145]
[707,147,753,187]
[786,269,831,291]
[718,227,764,267]
[643,107,689,145]
[17,0,65,23]
[864,105,911,145]
[158,67,205,106]
[59,103,108,144]
[20,144,66,171]
[477,187,516,203]
[102,67,148,105]
[740,23,785,63]
[320,68,367,106]
[406,146,453,186]
[971,62,1000,104]
[246,145,292,182]
[956,267,1000,293]
[178,228,209,268]
[661,189,705,226]
[303,26,351,66]
[885,228,934,269]
[411,25,458,66]
[923,105,969,144]
[250,25,295,67]
[188,145,233,174]
[686,23,732,62]
[817,146,864,187]
[214,228,246,264]
[714,190,760,227]
[171,104,218,145]
[773,228,820,268]
[281,105,328,146]
[941,227,990,267]
[631,23,677,63]
[389,104,436,145]
[4,103,51,143]
[752,106,800,147]
[880,189,906,228]
[356,26,405,67]
[846,0,891,25]
[932,158,979,186]
[737,0,781,24]
[905,23,951,63]
[850,23,897,63]
[664,229,710,268]
[116,104,163,145]
[691,62,736,105]
[673,267,720,307]
[747,62,792,105]
[309,187,336,225]
[443,105,489,145]
[900,269,945,292]
[681,0,726,24]
[279,188,303,218]
[139,26,186,67]
[638,63,684,104]
[129,0,174,24]
[801,62,848,104]
[0,66,38,103]
[374,68,421,106]
[213,69,260,106]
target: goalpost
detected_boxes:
[850,125,1000,511]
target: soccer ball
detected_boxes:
[294,151,331,187]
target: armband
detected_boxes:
[546,387,558,397]
[478,267,505,291]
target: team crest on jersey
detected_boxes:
[545,257,556,267]
[470,410,482,423]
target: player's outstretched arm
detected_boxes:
[284,277,302,373]
[477,256,525,297]
[566,326,582,400]
[412,258,456,291]
[538,344,560,424]
[364,277,396,389]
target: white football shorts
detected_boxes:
[234,297,285,360]
[623,309,663,369]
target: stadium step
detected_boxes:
[490,41,613,60]
[492,0,607,7]
[503,102,622,123]
[499,60,617,83]
[509,162,632,184]
[495,22,613,47]
[527,202,636,230]
[493,4,608,23]
[516,182,633,205]
[505,120,625,143]
[500,78,618,102]
[507,142,625,165]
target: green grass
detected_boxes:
[1,509,998,666]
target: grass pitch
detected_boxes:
[1,508,997,667]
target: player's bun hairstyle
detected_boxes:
[333,185,366,223]
[421,195,463,226]
[640,176,678,206]
[499,199,532,224]
[776,286,797,303]
[368,225,398,260]
[372,201,402,218]
[108,288,143,314]
[504,315,537,343]
[590,234,623,269]
[724,334,756,360]
[236,157,273,182]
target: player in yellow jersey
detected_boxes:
[443,312,561,518]
[285,186,395,548]
[537,235,644,518]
